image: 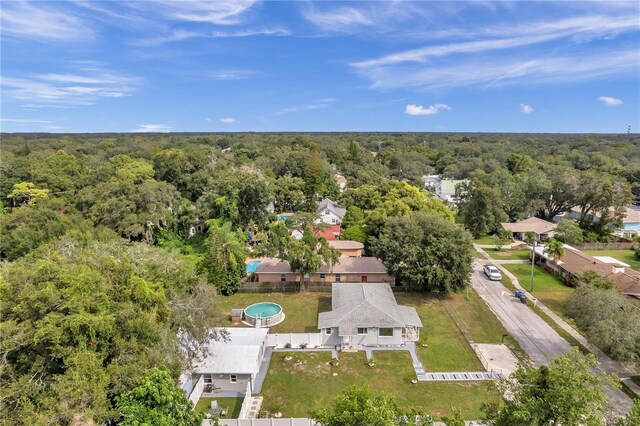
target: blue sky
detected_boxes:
[1,1,639,133]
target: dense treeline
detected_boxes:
[1,132,639,424]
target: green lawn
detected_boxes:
[217,292,331,333]
[584,249,640,271]
[502,264,573,318]
[260,351,500,419]
[486,249,531,261]
[194,397,243,418]
[474,235,510,245]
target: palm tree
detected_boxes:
[202,219,248,295]
[547,238,565,271]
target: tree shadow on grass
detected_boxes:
[304,295,332,332]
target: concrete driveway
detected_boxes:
[471,260,571,366]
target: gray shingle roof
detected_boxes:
[316,198,346,220]
[318,283,422,336]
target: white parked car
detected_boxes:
[483,265,502,281]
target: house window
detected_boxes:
[335,274,341,282]
[325,328,332,335]
[203,374,212,384]
[325,209,330,215]
[230,374,237,383]
[280,273,286,282]
[331,218,337,224]
[379,328,394,337]
[357,327,368,335]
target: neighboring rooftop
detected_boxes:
[317,198,346,218]
[502,216,557,235]
[318,282,422,336]
[328,240,364,250]
[255,256,388,274]
[193,328,268,375]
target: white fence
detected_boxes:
[218,419,316,426]
[238,382,253,419]
[188,374,204,406]
[266,333,323,349]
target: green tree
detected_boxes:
[371,213,474,292]
[310,385,406,426]
[564,285,640,361]
[341,205,365,229]
[342,225,367,243]
[484,348,615,426]
[304,143,324,206]
[1,235,219,424]
[554,219,584,245]
[576,270,614,290]
[617,400,640,426]
[456,177,507,238]
[199,220,248,295]
[547,238,565,268]
[273,175,306,212]
[7,181,49,206]
[116,367,203,426]
[441,408,465,426]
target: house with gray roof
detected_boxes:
[316,198,347,225]
[318,282,422,349]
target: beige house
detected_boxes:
[328,240,364,257]
[501,217,557,241]
[255,256,394,285]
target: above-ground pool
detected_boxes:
[246,260,261,274]
[243,302,285,327]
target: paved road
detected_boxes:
[471,260,571,366]
[471,260,634,416]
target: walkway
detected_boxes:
[272,347,339,358]
[363,344,504,382]
[252,347,273,393]
[474,245,637,414]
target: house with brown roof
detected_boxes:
[254,256,394,285]
[328,240,364,257]
[501,217,557,241]
[534,244,640,299]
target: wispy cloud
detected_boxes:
[0,1,93,41]
[220,118,237,123]
[0,118,53,124]
[153,0,257,25]
[303,6,374,32]
[1,64,140,107]
[209,70,257,80]
[405,104,451,116]
[212,27,290,37]
[598,96,623,106]
[520,104,534,114]
[133,124,172,132]
[268,98,337,117]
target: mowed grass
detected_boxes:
[194,397,243,418]
[584,249,640,271]
[486,249,531,261]
[260,351,500,419]
[502,264,573,318]
[216,292,331,333]
[473,235,510,245]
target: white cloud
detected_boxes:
[133,124,172,132]
[302,6,374,32]
[0,118,53,124]
[0,1,93,41]
[269,98,337,116]
[154,0,257,25]
[209,70,257,80]
[1,65,139,107]
[520,104,534,114]
[220,118,237,123]
[405,104,451,116]
[212,27,290,37]
[598,96,623,106]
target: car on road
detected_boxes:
[483,265,502,281]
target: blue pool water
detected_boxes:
[245,302,282,318]
[246,260,261,274]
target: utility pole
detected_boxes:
[530,241,536,292]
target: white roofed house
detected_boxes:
[183,328,268,405]
[316,198,346,225]
[318,282,422,350]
